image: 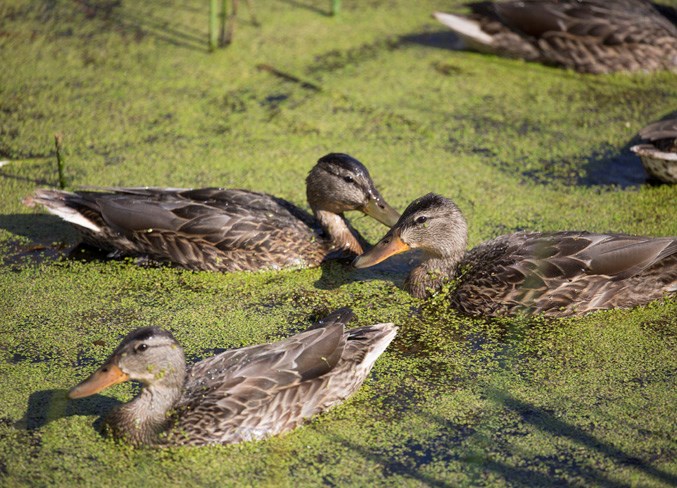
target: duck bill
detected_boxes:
[362,195,400,227]
[353,233,410,268]
[68,363,129,399]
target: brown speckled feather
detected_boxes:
[452,232,677,317]
[435,0,677,73]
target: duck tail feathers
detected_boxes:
[433,12,495,49]
[348,323,397,372]
[27,189,102,233]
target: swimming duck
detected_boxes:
[27,153,400,271]
[68,308,397,446]
[433,0,677,74]
[631,116,677,183]
[353,193,677,317]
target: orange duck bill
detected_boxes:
[68,363,129,399]
[352,232,410,268]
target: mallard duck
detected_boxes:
[68,308,397,446]
[26,153,400,271]
[433,0,677,74]
[631,116,677,183]
[353,193,677,317]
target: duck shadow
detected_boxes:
[275,0,333,17]
[399,30,464,52]
[577,138,652,188]
[16,388,120,432]
[313,251,423,292]
[69,0,213,52]
[327,387,676,486]
[0,213,76,242]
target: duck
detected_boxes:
[353,193,677,317]
[631,115,677,183]
[26,153,400,272]
[433,0,677,74]
[67,308,397,446]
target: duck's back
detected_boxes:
[33,187,329,271]
[166,314,397,446]
[453,231,677,317]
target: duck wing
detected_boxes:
[495,0,676,41]
[492,232,676,284]
[170,309,399,446]
[457,232,676,316]
[638,117,677,142]
[172,315,351,445]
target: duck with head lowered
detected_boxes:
[434,0,677,74]
[26,153,400,272]
[68,308,397,446]
[353,193,677,317]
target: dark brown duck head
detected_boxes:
[69,327,186,445]
[307,153,400,254]
[353,193,468,268]
[307,153,399,226]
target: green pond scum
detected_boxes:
[0,0,676,485]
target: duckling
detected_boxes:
[26,153,400,271]
[68,308,397,446]
[631,116,677,183]
[433,0,677,74]
[353,193,677,317]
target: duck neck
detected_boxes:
[406,256,461,298]
[407,227,468,299]
[314,209,365,255]
[105,373,185,446]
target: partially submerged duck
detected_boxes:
[353,193,677,317]
[433,0,677,74]
[27,153,400,271]
[631,116,677,183]
[68,308,397,446]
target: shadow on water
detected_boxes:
[399,30,464,51]
[485,388,677,486]
[326,389,675,486]
[314,250,422,291]
[66,0,211,52]
[16,389,120,431]
[0,214,73,242]
[523,136,669,188]
[276,0,332,17]
[516,140,651,189]
[0,168,52,187]
[576,140,649,187]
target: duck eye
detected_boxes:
[415,216,428,224]
[136,344,148,353]
[343,175,354,183]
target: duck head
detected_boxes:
[353,193,468,268]
[69,327,186,400]
[306,153,400,227]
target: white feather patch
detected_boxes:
[360,324,397,372]
[433,12,494,46]
[43,205,101,233]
